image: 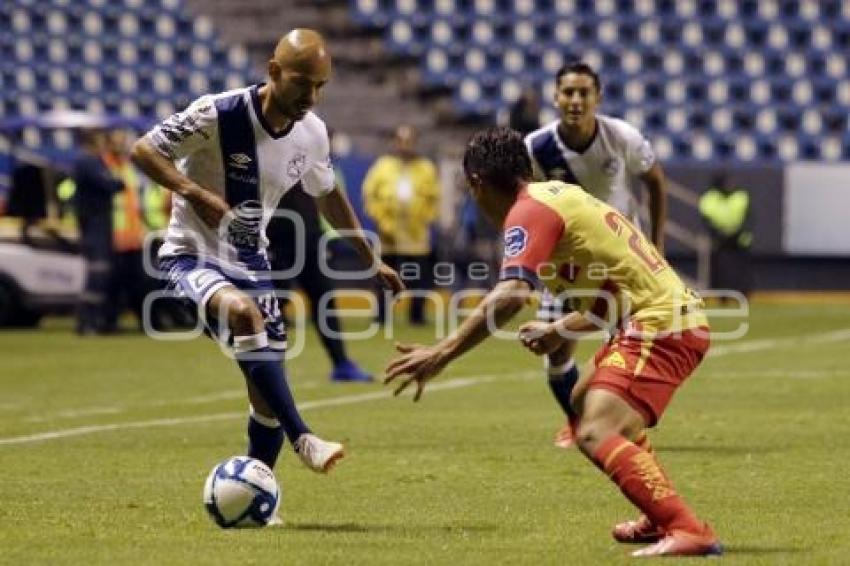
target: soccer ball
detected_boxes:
[203,456,280,528]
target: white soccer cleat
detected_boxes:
[294,433,345,473]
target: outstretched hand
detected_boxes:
[518,321,564,356]
[376,262,405,296]
[383,342,448,402]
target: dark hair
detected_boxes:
[462,127,532,194]
[555,61,602,93]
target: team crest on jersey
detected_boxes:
[229,153,252,170]
[287,153,307,179]
[602,158,621,176]
[504,226,529,258]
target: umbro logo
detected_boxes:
[229,153,252,170]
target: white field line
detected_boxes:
[0,372,537,447]
[707,327,850,357]
[708,369,849,379]
[2,327,849,447]
[24,406,123,423]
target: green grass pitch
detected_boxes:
[1,303,849,564]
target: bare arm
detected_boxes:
[317,186,377,265]
[519,311,600,356]
[130,138,229,229]
[441,278,532,362]
[641,161,667,255]
[384,278,532,401]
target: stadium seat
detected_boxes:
[755,108,778,134]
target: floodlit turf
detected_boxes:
[2,303,849,564]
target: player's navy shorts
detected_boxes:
[159,255,286,352]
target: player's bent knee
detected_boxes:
[226,298,264,332]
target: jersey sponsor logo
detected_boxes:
[227,200,264,249]
[287,152,307,179]
[504,226,529,258]
[229,153,253,170]
[226,171,258,185]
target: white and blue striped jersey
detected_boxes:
[144,84,336,275]
[524,115,655,223]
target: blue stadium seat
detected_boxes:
[821,107,847,133]
[776,106,801,132]
[799,134,822,160]
[755,108,777,135]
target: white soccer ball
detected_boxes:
[203,456,280,528]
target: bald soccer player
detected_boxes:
[132,30,404,479]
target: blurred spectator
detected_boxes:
[267,159,373,382]
[363,125,440,325]
[103,129,148,331]
[71,129,123,335]
[6,152,50,243]
[509,86,542,136]
[451,193,502,290]
[699,173,753,299]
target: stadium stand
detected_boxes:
[3,0,849,163]
[350,0,850,161]
[0,0,255,166]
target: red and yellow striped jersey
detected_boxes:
[500,181,706,334]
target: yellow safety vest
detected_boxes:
[104,154,145,252]
[699,188,752,247]
[57,177,77,230]
[142,183,170,230]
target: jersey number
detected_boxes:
[604,211,665,274]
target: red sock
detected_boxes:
[594,435,706,535]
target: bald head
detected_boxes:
[265,28,332,122]
[272,29,331,75]
[394,124,418,159]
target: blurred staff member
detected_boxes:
[141,179,171,235]
[363,125,440,325]
[103,129,148,331]
[699,174,753,300]
[509,85,542,136]
[71,129,123,335]
[267,174,373,382]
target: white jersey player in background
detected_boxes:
[524,61,669,449]
[131,29,403,481]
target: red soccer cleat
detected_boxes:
[630,528,723,558]
[612,515,665,544]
